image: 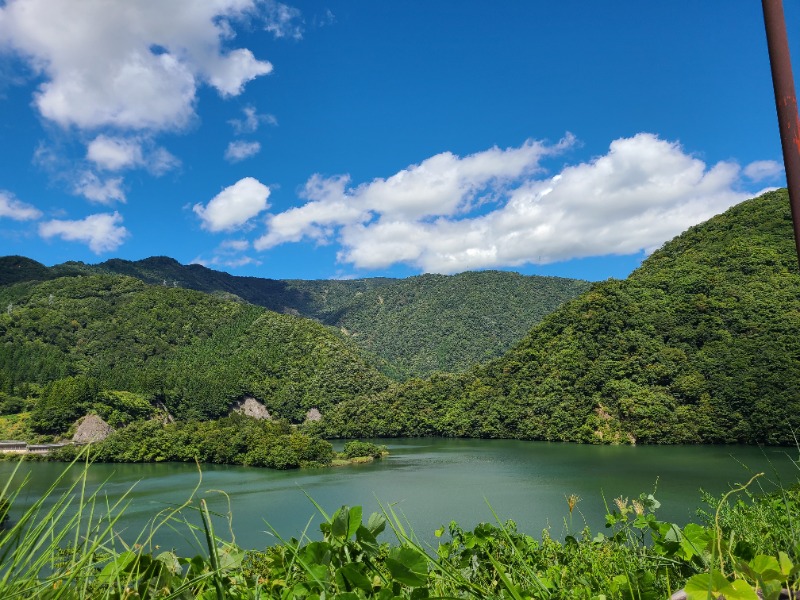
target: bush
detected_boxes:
[342,440,384,459]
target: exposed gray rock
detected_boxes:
[305,408,322,422]
[231,397,272,420]
[72,414,114,444]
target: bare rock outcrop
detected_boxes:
[72,414,114,444]
[231,397,272,420]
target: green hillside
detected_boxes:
[298,271,590,378]
[0,274,389,424]
[0,256,589,379]
[317,189,800,445]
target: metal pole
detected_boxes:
[762,0,800,267]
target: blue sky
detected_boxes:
[0,1,792,281]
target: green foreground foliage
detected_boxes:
[0,456,797,599]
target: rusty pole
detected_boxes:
[762,0,800,267]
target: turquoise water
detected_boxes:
[1,439,797,554]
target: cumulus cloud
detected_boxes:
[0,190,42,221]
[73,172,126,204]
[0,0,273,131]
[228,105,277,134]
[254,137,574,250]
[225,140,261,162]
[743,159,784,182]
[86,135,143,170]
[39,211,129,253]
[255,134,759,273]
[86,135,180,174]
[194,177,271,232]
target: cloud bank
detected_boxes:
[255,134,767,273]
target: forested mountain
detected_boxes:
[0,256,589,379]
[0,274,389,424]
[316,189,800,445]
[291,271,590,378]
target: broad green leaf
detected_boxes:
[355,525,381,557]
[368,512,387,537]
[306,563,329,585]
[685,572,758,600]
[778,551,793,578]
[386,547,428,587]
[724,580,761,600]
[348,505,363,539]
[155,550,182,575]
[684,571,729,600]
[750,555,782,581]
[410,586,430,599]
[96,551,137,584]
[761,580,784,600]
[331,505,350,539]
[301,541,332,566]
[338,563,373,593]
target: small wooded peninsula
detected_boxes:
[0,188,799,460]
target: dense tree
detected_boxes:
[30,375,100,434]
[0,274,390,424]
[1,256,589,379]
[320,189,800,445]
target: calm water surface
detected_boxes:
[1,439,797,554]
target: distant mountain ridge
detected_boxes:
[0,255,590,378]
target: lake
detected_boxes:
[1,438,798,555]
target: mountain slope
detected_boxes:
[318,189,800,445]
[302,271,590,378]
[0,274,389,422]
[0,256,589,379]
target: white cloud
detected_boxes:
[219,239,250,252]
[39,211,129,253]
[86,135,181,174]
[225,140,261,162]
[0,0,273,131]
[73,172,126,204]
[254,138,573,250]
[194,177,271,232]
[86,135,143,170]
[228,105,277,134]
[263,0,304,40]
[744,159,783,182]
[0,190,42,221]
[147,146,181,175]
[255,133,759,273]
